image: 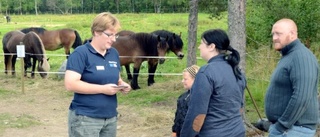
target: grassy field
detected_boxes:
[1,13,318,136]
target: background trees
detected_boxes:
[246,0,320,48]
[0,0,227,15]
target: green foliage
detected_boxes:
[199,0,228,20]
[246,0,320,48]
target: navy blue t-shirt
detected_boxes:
[66,43,121,118]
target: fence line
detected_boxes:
[0,70,183,76]
[1,70,271,82]
[0,53,201,59]
[0,44,280,79]
[0,52,280,60]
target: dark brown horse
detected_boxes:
[118,30,184,88]
[151,30,184,59]
[20,27,82,58]
[116,30,135,36]
[113,32,169,89]
[2,30,50,78]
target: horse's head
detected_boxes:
[37,57,50,78]
[170,33,184,59]
[157,35,169,64]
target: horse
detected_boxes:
[20,27,82,58]
[116,30,135,36]
[2,30,50,78]
[117,30,184,88]
[5,15,10,23]
[113,32,169,90]
[151,30,184,59]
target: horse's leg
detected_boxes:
[31,57,37,78]
[65,47,70,59]
[125,65,133,80]
[24,55,30,77]
[4,54,10,75]
[148,60,158,86]
[25,55,32,68]
[23,59,28,77]
[131,62,142,90]
[11,55,17,76]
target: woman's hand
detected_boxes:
[118,82,131,94]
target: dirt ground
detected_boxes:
[0,74,272,137]
[0,76,174,137]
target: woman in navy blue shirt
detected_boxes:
[180,29,246,137]
[64,12,131,137]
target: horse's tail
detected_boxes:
[72,30,82,49]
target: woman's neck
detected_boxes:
[90,41,106,55]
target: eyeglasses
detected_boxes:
[102,32,119,38]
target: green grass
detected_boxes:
[0,113,40,128]
[0,89,18,99]
[0,113,40,135]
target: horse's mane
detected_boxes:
[23,31,50,72]
[21,27,47,34]
[132,33,159,56]
[23,32,46,58]
[152,30,183,50]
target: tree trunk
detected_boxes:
[19,0,22,15]
[131,0,135,13]
[81,0,83,13]
[187,0,198,67]
[0,2,2,15]
[228,0,246,71]
[228,0,265,136]
[35,0,38,15]
[116,0,119,13]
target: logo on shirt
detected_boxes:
[109,61,118,68]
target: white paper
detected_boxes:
[16,45,25,58]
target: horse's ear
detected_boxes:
[179,32,182,37]
[47,58,50,61]
[172,33,176,39]
[157,35,161,41]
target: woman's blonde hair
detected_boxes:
[183,65,200,78]
[91,12,121,35]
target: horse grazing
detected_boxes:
[20,27,82,58]
[2,30,50,78]
[113,32,169,90]
[151,30,184,59]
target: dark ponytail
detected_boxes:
[225,46,242,80]
[201,29,243,80]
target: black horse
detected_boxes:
[151,30,184,59]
